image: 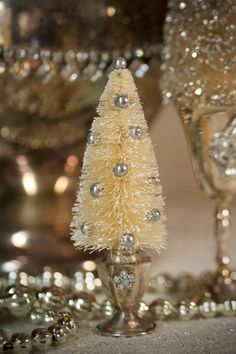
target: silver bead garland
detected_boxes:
[0,269,235,352]
[0,43,161,82]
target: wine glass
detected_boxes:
[160,0,236,301]
[0,0,166,271]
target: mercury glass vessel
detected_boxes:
[161,0,236,300]
[0,0,167,270]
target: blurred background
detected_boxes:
[0,0,235,275]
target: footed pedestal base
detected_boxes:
[97,312,155,337]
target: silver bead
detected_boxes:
[57,314,79,335]
[199,299,217,318]
[150,299,176,320]
[137,301,150,319]
[90,183,104,198]
[37,286,66,310]
[5,292,31,317]
[100,299,116,319]
[68,292,100,320]
[146,209,161,221]
[11,333,32,351]
[113,163,128,177]
[48,324,68,344]
[80,222,89,236]
[218,300,236,317]
[31,328,52,349]
[114,94,129,108]
[87,132,95,144]
[42,310,57,325]
[178,300,198,320]
[149,273,175,293]
[177,273,195,292]
[0,329,8,350]
[28,308,44,325]
[129,126,143,139]
[115,57,127,69]
[120,234,135,247]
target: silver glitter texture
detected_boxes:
[87,132,95,145]
[115,57,127,69]
[120,234,135,248]
[161,0,236,107]
[80,222,89,236]
[147,209,161,221]
[90,183,104,198]
[113,270,135,291]
[129,126,143,139]
[113,163,128,177]
[209,134,231,167]
[114,94,129,108]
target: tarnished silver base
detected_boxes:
[97,312,155,337]
[97,249,154,337]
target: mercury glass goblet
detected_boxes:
[0,0,166,270]
[161,0,236,301]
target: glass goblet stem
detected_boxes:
[215,196,232,273]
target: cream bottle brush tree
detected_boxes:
[71,57,166,253]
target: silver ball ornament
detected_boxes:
[80,222,89,236]
[31,328,52,349]
[115,57,127,69]
[113,163,128,177]
[120,234,135,247]
[90,183,104,198]
[87,132,95,144]
[114,94,129,108]
[129,126,143,139]
[146,209,161,221]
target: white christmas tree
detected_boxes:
[71,58,166,252]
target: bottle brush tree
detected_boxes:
[71,58,166,253]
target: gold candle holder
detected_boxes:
[96,249,155,336]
